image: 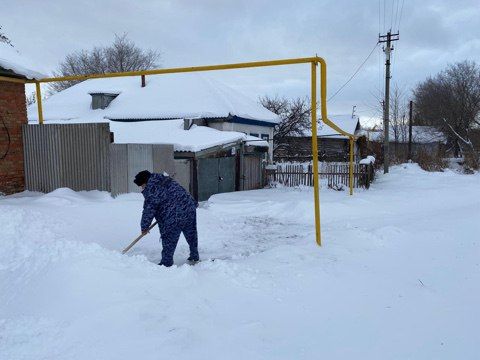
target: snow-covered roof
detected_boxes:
[26,73,273,152]
[27,73,279,123]
[358,126,447,144]
[26,117,267,153]
[111,119,268,152]
[0,42,46,79]
[296,115,360,139]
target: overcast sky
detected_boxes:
[3,0,480,126]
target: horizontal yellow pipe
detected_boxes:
[28,57,321,84]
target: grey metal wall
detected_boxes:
[173,159,191,193]
[110,143,175,196]
[23,123,111,192]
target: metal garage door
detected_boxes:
[197,157,236,201]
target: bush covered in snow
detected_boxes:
[416,150,448,172]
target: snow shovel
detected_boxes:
[122,221,158,254]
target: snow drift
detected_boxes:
[0,166,479,359]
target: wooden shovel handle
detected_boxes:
[121,221,158,254]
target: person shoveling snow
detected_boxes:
[134,170,199,266]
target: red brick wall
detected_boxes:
[0,80,27,195]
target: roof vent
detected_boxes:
[89,92,119,110]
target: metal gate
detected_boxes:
[197,157,236,201]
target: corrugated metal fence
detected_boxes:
[23,123,111,192]
[23,123,178,195]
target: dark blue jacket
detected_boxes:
[140,173,197,232]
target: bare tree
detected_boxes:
[390,85,409,144]
[49,34,161,93]
[414,61,480,166]
[260,96,311,158]
[369,84,409,160]
[26,92,36,106]
[0,25,13,47]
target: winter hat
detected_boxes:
[134,170,151,186]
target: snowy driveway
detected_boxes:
[1,164,479,359]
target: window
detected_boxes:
[250,133,259,137]
[261,134,270,141]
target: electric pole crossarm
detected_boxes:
[378,33,399,42]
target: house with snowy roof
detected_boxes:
[358,126,447,160]
[274,115,361,162]
[27,73,278,160]
[26,73,279,200]
[0,42,45,195]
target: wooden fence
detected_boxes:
[266,162,375,189]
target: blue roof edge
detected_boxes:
[227,115,277,128]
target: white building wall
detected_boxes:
[208,121,274,161]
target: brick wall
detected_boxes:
[0,80,27,195]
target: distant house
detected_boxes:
[0,42,45,195]
[358,126,447,159]
[27,74,279,200]
[274,115,361,162]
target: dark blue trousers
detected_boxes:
[159,212,198,267]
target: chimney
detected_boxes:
[141,75,146,87]
[89,92,119,110]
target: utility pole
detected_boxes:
[351,105,356,118]
[408,100,413,160]
[379,31,399,174]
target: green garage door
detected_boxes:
[197,157,236,201]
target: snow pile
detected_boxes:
[1,166,479,359]
[0,42,46,79]
[359,155,375,164]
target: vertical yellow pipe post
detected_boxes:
[311,61,321,246]
[349,136,354,195]
[35,82,44,125]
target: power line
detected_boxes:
[328,42,379,102]
[390,0,396,31]
[378,0,381,35]
[397,0,405,32]
[383,0,386,32]
[394,0,400,30]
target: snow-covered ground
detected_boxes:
[1,164,479,359]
